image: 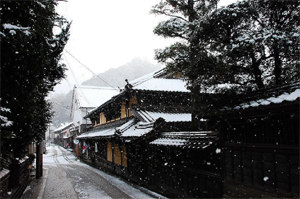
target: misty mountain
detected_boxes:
[50,91,73,127]
[82,58,162,88]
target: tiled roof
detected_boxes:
[150,131,218,149]
[79,110,192,139]
[84,69,190,118]
[135,110,191,123]
[53,122,73,133]
[234,84,300,110]
[75,86,119,108]
[116,119,154,137]
[77,119,154,139]
[133,78,189,92]
[129,69,189,93]
[77,127,115,139]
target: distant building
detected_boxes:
[70,85,119,135]
[45,123,56,144]
[53,122,73,147]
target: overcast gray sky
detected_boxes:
[51,0,237,95]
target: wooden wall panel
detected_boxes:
[100,113,106,124]
[107,142,112,162]
[121,145,127,167]
[114,144,122,166]
[121,103,126,119]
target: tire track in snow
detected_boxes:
[69,164,134,199]
[57,146,74,164]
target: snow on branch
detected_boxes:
[0,106,13,127]
[2,23,31,36]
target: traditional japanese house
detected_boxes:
[217,82,299,198]
[53,122,73,147]
[45,123,56,144]
[70,85,119,136]
[77,69,222,198]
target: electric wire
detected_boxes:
[64,49,120,91]
[63,54,91,107]
[63,54,81,88]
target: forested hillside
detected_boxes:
[49,92,73,128]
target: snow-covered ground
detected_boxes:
[42,144,167,199]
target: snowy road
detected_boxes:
[42,144,162,199]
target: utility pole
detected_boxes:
[36,140,43,178]
[49,124,51,146]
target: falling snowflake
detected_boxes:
[215,148,221,154]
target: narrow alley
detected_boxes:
[21,144,165,199]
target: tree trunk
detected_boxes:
[250,51,264,89]
[36,141,43,178]
[273,45,282,85]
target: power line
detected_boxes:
[64,54,81,88]
[63,54,91,107]
[64,49,120,91]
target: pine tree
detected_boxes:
[151,0,219,126]
[198,0,300,91]
[152,0,299,120]
[152,0,218,85]
[1,0,70,159]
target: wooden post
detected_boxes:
[36,141,43,178]
[76,144,79,158]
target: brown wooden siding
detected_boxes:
[121,102,126,119]
[113,144,122,166]
[100,113,106,124]
[107,142,112,162]
[121,145,127,167]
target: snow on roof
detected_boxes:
[150,138,188,146]
[136,110,191,123]
[75,86,119,108]
[77,118,153,139]
[53,122,73,133]
[77,127,115,139]
[84,69,189,118]
[115,119,136,132]
[150,131,218,149]
[235,88,300,110]
[116,119,154,137]
[133,78,189,92]
[129,69,189,93]
[79,110,192,139]
[130,68,163,87]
